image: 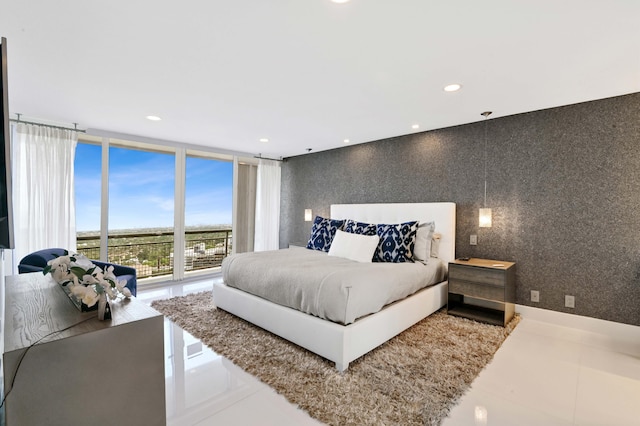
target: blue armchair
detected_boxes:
[18,248,137,297]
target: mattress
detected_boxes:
[221,247,445,325]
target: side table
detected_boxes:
[447,258,516,326]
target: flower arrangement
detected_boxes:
[43,250,132,309]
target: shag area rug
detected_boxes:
[152,291,519,426]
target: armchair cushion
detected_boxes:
[18,249,137,297]
[17,248,68,273]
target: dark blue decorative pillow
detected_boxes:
[306,216,346,252]
[373,221,419,263]
[344,219,377,236]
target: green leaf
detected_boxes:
[70,266,87,278]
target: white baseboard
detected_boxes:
[516,304,640,355]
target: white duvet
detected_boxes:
[221,247,445,325]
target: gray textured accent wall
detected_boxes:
[280,92,640,326]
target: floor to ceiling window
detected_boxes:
[74,136,246,285]
[74,138,102,259]
[108,141,176,279]
[183,151,233,276]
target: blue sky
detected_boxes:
[74,144,233,232]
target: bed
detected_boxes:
[212,202,456,371]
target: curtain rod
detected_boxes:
[254,154,283,162]
[9,113,86,133]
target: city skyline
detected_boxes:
[74,143,233,232]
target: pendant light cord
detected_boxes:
[481,111,492,208]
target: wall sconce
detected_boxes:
[304,209,313,222]
[479,111,492,228]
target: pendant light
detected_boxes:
[479,111,492,227]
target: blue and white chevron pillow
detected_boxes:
[373,221,419,263]
[306,216,346,252]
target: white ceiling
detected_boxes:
[2,0,639,159]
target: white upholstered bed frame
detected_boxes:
[212,202,456,371]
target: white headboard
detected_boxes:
[330,202,456,265]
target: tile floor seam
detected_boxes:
[571,364,585,426]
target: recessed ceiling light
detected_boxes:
[444,84,462,92]
[146,115,162,121]
[259,138,269,143]
[331,0,350,3]
[411,124,420,129]
[343,139,350,143]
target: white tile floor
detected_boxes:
[443,318,640,426]
[139,279,640,426]
[137,278,323,426]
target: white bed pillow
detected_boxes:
[413,221,435,262]
[328,230,379,263]
[430,233,442,258]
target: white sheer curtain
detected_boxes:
[11,123,78,273]
[254,159,281,251]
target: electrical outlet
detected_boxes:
[531,290,539,303]
[470,234,478,245]
[565,295,575,308]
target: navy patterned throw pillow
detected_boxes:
[373,221,419,263]
[306,216,346,252]
[344,219,377,236]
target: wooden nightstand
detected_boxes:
[447,258,516,326]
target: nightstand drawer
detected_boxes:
[449,279,505,302]
[449,265,505,287]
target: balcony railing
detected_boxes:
[76,229,232,279]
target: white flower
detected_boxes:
[45,250,134,308]
[69,283,86,298]
[72,254,95,270]
[52,267,72,284]
[82,274,99,285]
[69,284,100,307]
[47,255,71,270]
[116,279,132,298]
[81,287,100,307]
[103,265,117,283]
[92,267,102,276]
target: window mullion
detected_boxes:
[173,147,186,280]
[99,137,109,261]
